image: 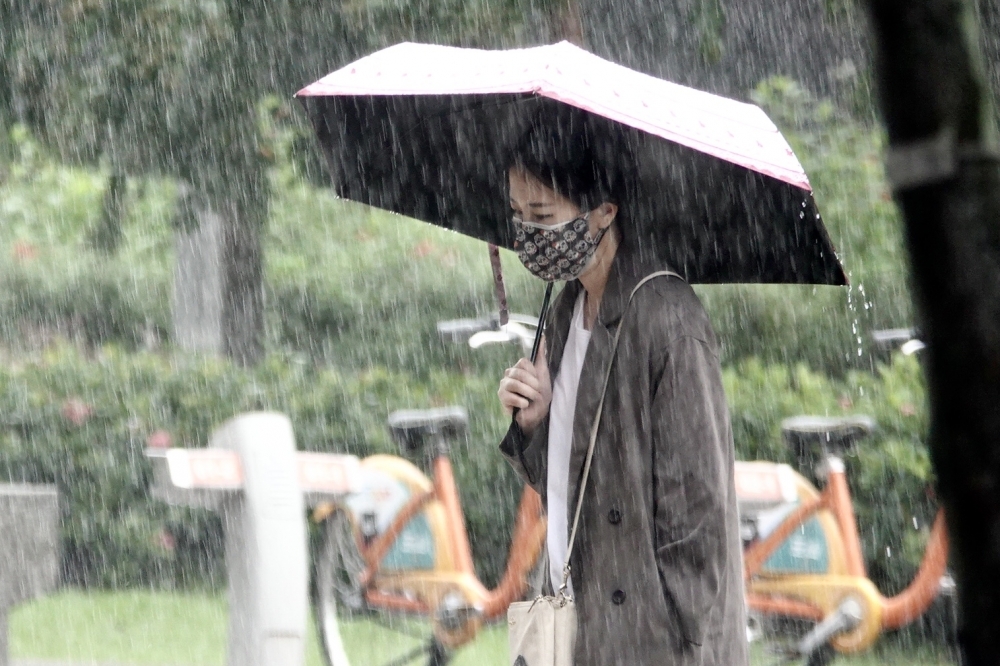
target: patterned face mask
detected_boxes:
[512,212,608,282]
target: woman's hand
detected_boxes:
[498,338,552,435]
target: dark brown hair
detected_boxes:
[508,105,621,212]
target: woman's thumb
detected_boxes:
[535,334,548,371]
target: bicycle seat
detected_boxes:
[388,406,469,455]
[782,415,876,459]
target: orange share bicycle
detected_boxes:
[737,415,951,665]
[311,315,547,666]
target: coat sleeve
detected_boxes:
[651,334,734,647]
[499,417,548,495]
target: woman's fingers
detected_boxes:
[504,366,543,393]
[502,393,531,410]
[498,343,552,431]
[498,376,542,404]
[498,387,531,415]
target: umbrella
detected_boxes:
[295,40,847,287]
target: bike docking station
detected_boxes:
[146,412,360,666]
[0,484,60,666]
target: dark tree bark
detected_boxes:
[861,0,1000,662]
[90,171,127,254]
[220,203,265,367]
[171,178,265,367]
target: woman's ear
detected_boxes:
[597,202,619,228]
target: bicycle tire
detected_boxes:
[313,509,453,666]
[805,643,836,666]
[749,614,837,666]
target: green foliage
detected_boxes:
[0,128,174,350]
[0,345,526,589]
[0,338,936,596]
[689,0,726,64]
[0,122,544,372]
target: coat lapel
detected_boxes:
[566,319,613,519]
[543,281,579,380]
[565,249,670,523]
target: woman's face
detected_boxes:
[508,167,617,238]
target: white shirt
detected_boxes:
[546,291,591,594]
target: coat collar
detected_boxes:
[589,245,673,330]
[543,246,671,375]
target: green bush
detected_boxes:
[0,127,174,350]
[1,345,935,596]
[0,345,524,589]
[0,123,544,374]
[264,178,545,373]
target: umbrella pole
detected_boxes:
[529,282,553,364]
[511,282,553,424]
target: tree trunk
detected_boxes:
[172,183,264,366]
[221,203,264,367]
[861,0,1000,662]
[90,171,127,253]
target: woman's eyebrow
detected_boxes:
[508,199,553,208]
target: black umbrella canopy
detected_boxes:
[297,44,846,286]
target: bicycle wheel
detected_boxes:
[314,509,453,666]
[748,614,836,666]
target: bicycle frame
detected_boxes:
[314,450,546,646]
[743,455,949,653]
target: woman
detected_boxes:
[497,117,748,665]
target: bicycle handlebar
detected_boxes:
[437,314,539,347]
[871,328,924,356]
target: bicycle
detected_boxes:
[311,314,546,666]
[738,414,951,665]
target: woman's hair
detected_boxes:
[508,105,622,213]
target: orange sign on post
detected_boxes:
[297,452,359,494]
[166,449,244,490]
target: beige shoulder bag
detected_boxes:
[507,271,680,666]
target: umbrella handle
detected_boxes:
[488,244,509,327]
[512,282,554,424]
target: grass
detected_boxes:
[11,591,955,665]
[749,641,955,666]
[10,590,503,666]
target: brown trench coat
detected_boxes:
[500,248,748,666]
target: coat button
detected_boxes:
[611,589,626,605]
[608,509,622,525]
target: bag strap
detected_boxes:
[559,270,682,597]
